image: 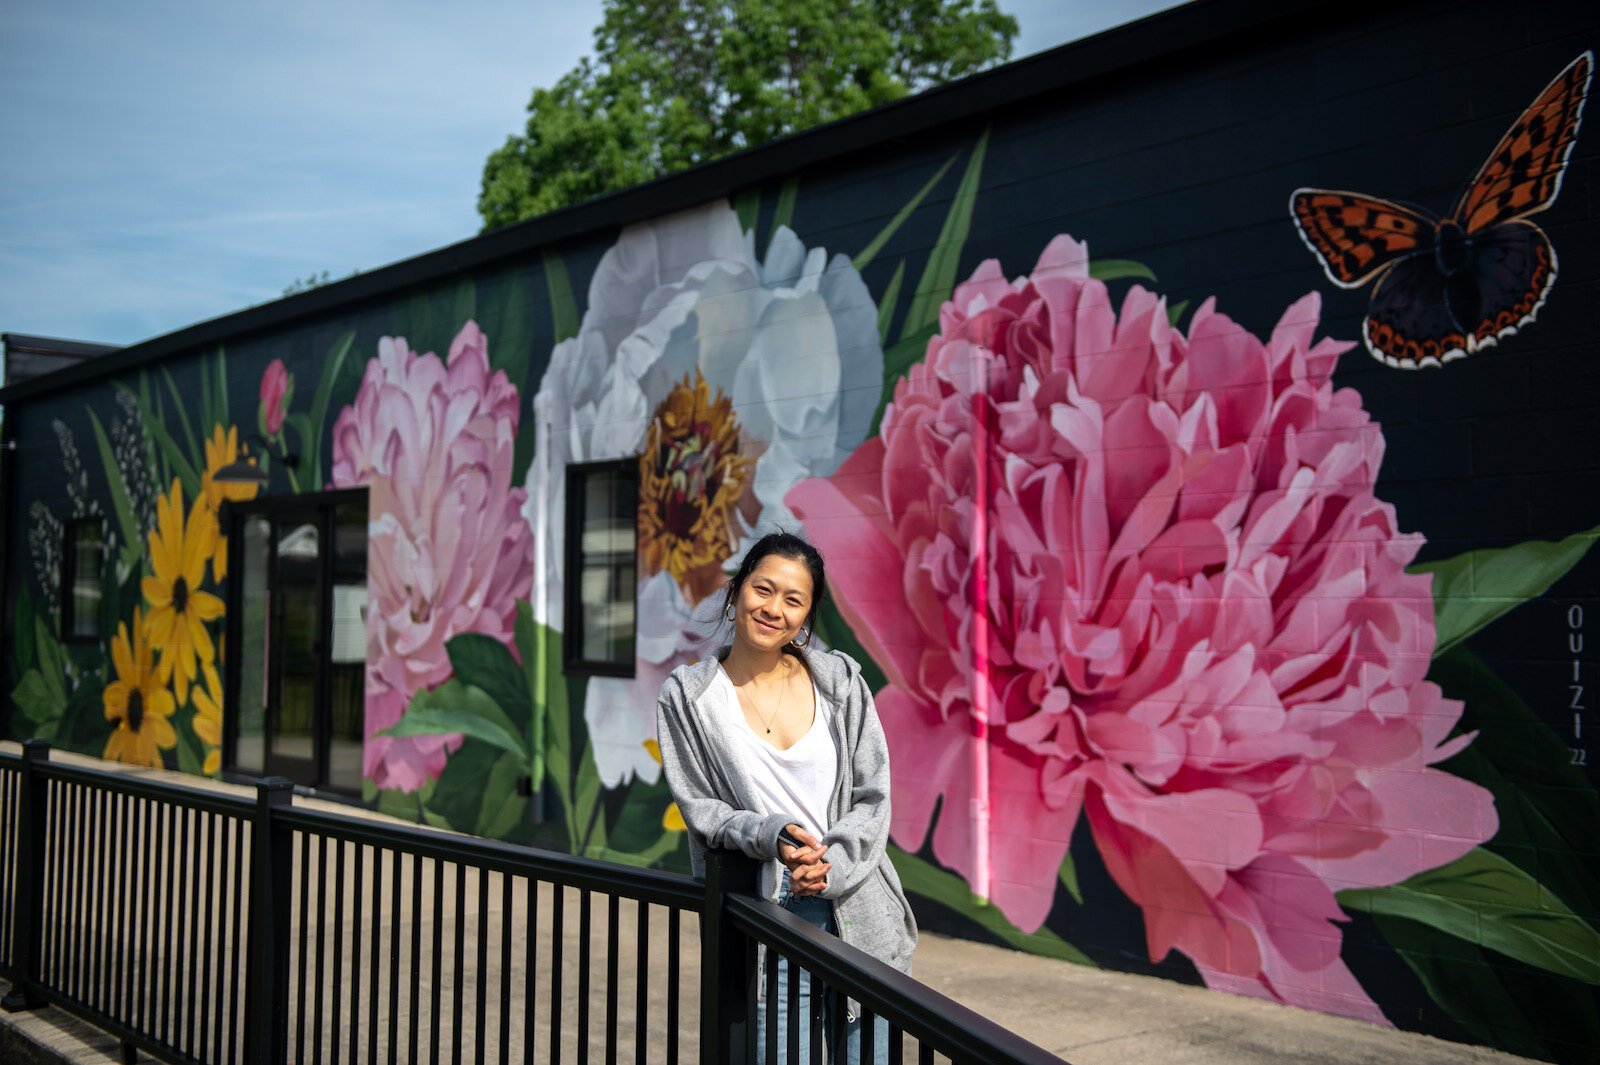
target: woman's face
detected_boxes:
[732,554,814,653]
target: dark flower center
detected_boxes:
[127,689,145,733]
[172,576,190,614]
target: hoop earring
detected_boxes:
[792,627,811,649]
[724,601,734,622]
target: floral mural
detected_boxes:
[524,199,882,788]
[7,26,1600,1061]
[330,321,534,792]
[788,234,1497,1021]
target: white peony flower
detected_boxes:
[525,199,882,786]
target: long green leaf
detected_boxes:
[901,127,988,342]
[1429,645,1599,923]
[1087,259,1158,283]
[853,153,958,271]
[732,187,760,234]
[516,602,545,795]
[380,685,526,760]
[476,752,530,838]
[1340,847,1600,983]
[305,330,355,488]
[1411,524,1599,656]
[771,176,799,235]
[213,346,228,427]
[1376,914,1563,1059]
[86,408,145,575]
[199,353,214,438]
[888,845,1095,965]
[159,367,200,462]
[543,252,579,344]
[875,260,906,348]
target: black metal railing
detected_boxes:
[1,740,1067,1065]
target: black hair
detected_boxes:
[719,531,827,640]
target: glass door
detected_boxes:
[224,488,367,792]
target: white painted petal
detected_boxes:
[584,672,666,788]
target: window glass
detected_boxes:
[63,518,104,640]
[567,461,638,672]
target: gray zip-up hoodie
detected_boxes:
[655,644,918,975]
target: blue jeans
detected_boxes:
[757,884,889,1065]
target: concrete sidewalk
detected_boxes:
[2,924,1534,1065]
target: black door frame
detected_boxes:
[221,486,367,791]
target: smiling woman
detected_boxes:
[655,531,917,1065]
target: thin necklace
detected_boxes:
[743,660,789,734]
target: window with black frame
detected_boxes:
[61,516,105,641]
[565,459,639,675]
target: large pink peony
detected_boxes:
[787,236,1496,1023]
[331,321,534,792]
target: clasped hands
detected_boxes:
[778,823,830,896]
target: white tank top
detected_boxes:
[713,664,838,840]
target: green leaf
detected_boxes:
[515,602,545,794]
[1058,852,1082,906]
[199,354,214,440]
[480,266,536,484]
[1167,299,1190,328]
[607,773,678,855]
[305,330,355,488]
[544,251,580,344]
[12,669,65,726]
[889,845,1095,966]
[1376,913,1586,1060]
[853,153,958,272]
[57,673,111,756]
[771,175,799,235]
[422,737,507,833]
[380,685,526,761]
[113,383,200,497]
[875,260,906,348]
[376,787,424,824]
[159,368,200,465]
[445,633,533,727]
[1086,259,1158,283]
[732,187,760,234]
[475,752,530,838]
[572,741,603,855]
[1339,847,1600,983]
[87,407,146,576]
[213,347,228,427]
[901,127,988,342]
[174,708,203,775]
[1411,524,1599,656]
[1429,645,1599,922]
[35,618,67,704]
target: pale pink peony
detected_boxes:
[331,321,534,792]
[787,235,1496,1023]
[259,358,291,436]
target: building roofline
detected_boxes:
[0,0,1347,406]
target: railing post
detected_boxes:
[2,739,50,1012]
[244,777,294,1065]
[701,849,759,1065]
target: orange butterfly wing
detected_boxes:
[1289,190,1434,288]
[1455,50,1592,232]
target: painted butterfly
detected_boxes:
[1291,50,1591,369]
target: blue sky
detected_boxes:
[0,1,1181,348]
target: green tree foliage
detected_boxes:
[478,0,1017,228]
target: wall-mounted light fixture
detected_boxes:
[213,434,298,486]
